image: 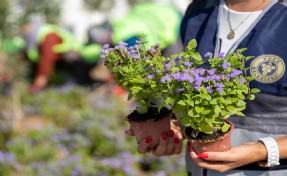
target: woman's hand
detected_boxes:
[188,141,267,172]
[125,120,184,156]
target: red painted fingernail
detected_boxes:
[162,133,168,140]
[145,136,152,144]
[198,153,209,159]
[174,137,180,144]
[188,142,191,152]
[169,129,174,137]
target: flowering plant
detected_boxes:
[101,37,168,114]
[152,40,260,137]
[101,37,259,138]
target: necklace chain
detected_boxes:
[226,0,265,40]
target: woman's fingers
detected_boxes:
[137,136,153,153]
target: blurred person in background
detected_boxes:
[21,20,103,94]
[87,2,183,95]
[88,2,183,56]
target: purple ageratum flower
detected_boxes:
[175,88,185,94]
[215,83,224,88]
[193,85,200,90]
[190,69,199,75]
[187,76,194,84]
[215,83,224,92]
[184,61,193,67]
[198,68,206,76]
[222,62,231,69]
[100,54,106,60]
[229,69,243,78]
[117,41,128,46]
[218,52,225,58]
[171,72,181,81]
[195,81,202,87]
[239,78,245,84]
[128,53,140,59]
[102,44,110,49]
[206,86,213,93]
[143,56,150,60]
[147,74,154,80]
[204,52,213,58]
[100,50,108,59]
[172,57,182,66]
[210,75,221,81]
[165,62,171,71]
[194,76,204,83]
[129,49,137,54]
[160,75,171,83]
[149,47,157,54]
[180,73,192,82]
[207,69,216,76]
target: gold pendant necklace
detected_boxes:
[226,0,265,40]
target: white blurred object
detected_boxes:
[60,0,191,41]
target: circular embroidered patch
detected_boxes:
[250,55,285,83]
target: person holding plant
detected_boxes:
[125,0,287,175]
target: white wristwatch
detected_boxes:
[257,137,280,167]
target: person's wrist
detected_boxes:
[255,141,268,161]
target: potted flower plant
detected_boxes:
[102,37,259,153]
[101,37,172,148]
[151,39,260,153]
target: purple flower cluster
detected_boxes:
[0,150,18,168]
[160,66,243,94]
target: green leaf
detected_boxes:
[221,123,231,133]
[191,52,202,61]
[186,100,194,107]
[199,124,213,134]
[220,97,227,104]
[251,88,260,93]
[237,100,246,107]
[210,98,218,105]
[236,112,245,116]
[189,122,198,131]
[195,106,204,113]
[177,100,186,106]
[201,110,211,115]
[248,94,256,100]
[202,94,211,100]
[195,99,202,104]
[165,97,174,105]
[215,105,221,114]
[136,105,147,114]
[220,110,231,117]
[187,39,197,49]
[227,106,238,114]
[188,109,197,117]
[205,118,215,125]
[180,116,191,126]
[131,86,142,94]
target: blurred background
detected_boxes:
[0,0,190,175]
